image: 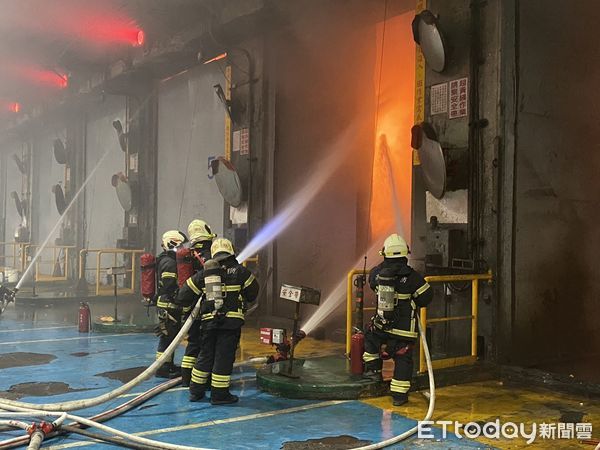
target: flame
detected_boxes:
[369,12,415,244]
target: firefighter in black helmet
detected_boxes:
[363,233,433,406]
[176,238,259,405]
[180,219,217,387]
[154,230,187,378]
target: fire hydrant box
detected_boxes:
[260,328,272,344]
[272,329,285,344]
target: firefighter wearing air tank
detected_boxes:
[180,219,217,387]
[363,233,433,406]
[176,238,259,405]
[155,230,188,378]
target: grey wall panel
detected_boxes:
[5,147,25,244]
[32,133,64,245]
[513,1,600,365]
[156,65,225,245]
[84,96,126,282]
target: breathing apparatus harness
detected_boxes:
[202,259,226,321]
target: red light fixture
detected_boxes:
[135,29,145,47]
[9,102,20,113]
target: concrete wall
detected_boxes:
[156,64,225,246]
[31,132,64,245]
[84,96,127,282]
[509,0,600,365]
[268,1,397,328]
[3,147,24,245]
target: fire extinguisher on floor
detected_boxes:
[79,302,91,333]
[350,330,365,375]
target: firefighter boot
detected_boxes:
[362,369,383,382]
[392,393,408,406]
[189,390,206,402]
[210,388,238,405]
[181,368,192,387]
[156,363,181,379]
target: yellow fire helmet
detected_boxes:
[187,219,216,245]
[211,237,235,258]
[379,233,410,258]
[161,230,187,250]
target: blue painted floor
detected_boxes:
[0,308,488,449]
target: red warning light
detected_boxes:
[135,29,145,47]
[10,102,20,113]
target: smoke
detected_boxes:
[301,242,383,335]
[237,126,356,263]
[16,147,111,290]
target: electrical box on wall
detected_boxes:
[425,222,469,270]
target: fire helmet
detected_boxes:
[211,238,235,258]
[161,230,187,250]
[187,219,216,246]
[380,233,409,258]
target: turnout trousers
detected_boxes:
[363,328,414,399]
[181,319,202,386]
[190,326,241,400]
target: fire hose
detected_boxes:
[0,361,265,450]
[0,378,180,449]
[352,313,435,450]
[0,411,216,450]
[0,300,203,412]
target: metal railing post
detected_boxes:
[419,306,428,374]
[471,278,479,358]
[346,270,354,356]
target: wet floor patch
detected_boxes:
[0,352,56,369]
[281,435,372,449]
[0,382,90,400]
[96,366,147,383]
[70,349,116,357]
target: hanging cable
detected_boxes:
[177,78,202,228]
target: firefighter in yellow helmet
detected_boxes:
[363,233,433,406]
[154,230,187,378]
[180,219,217,387]
[176,238,259,404]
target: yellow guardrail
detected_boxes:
[346,269,493,373]
[0,241,29,272]
[24,244,75,282]
[242,256,259,268]
[79,248,145,296]
[418,271,493,373]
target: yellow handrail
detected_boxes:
[79,248,145,296]
[345,269,493,373]
[242,255,259,268]
[23,244,75,282]
[0,241,29,272]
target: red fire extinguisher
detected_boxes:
[350,331,365,375]
[140,253,156,299]
[176,247,195,287]
[79,302,91,333]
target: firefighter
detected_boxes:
[363,233,433,406]
[154,230,188,378]
[176,238,259,405]
[180,219,217,387]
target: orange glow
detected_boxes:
[369,12,415,244]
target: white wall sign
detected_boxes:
[430,83,448,115]
[449,77,468,119]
